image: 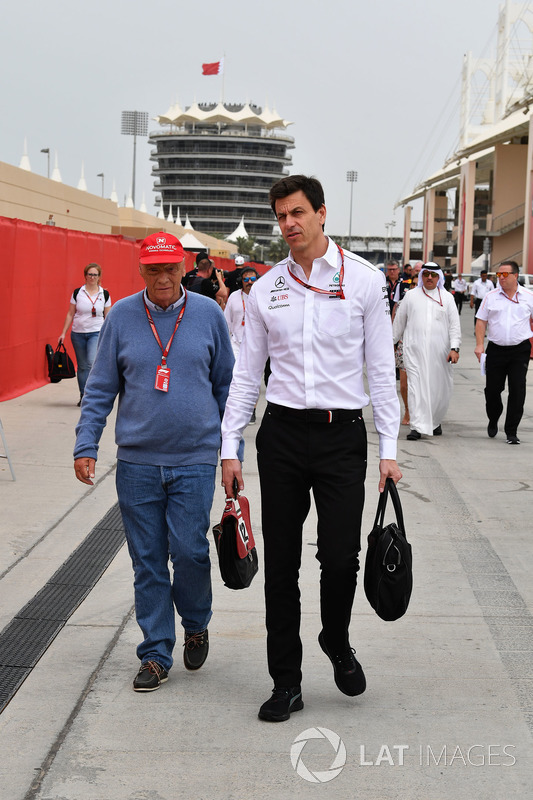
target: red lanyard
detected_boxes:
[241,290,246,325]
[501,290,519,304]
[287,244,345,299]
[143,291,187,366]
[84,288,100,318]
[422,287,443,306]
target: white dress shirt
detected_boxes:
[476,285,533,345]
[470,277,494,299]
[452,278,468,293]
[221,237,400,460]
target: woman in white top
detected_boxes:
[59,263,112,404]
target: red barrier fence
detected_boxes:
[0,217,265,401]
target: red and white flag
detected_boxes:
[202,59,224,76]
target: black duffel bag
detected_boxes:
[364,478,412,621]
[48,342,76,381]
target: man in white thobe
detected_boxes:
[393,263,461,440]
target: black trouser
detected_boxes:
[256,403,367,687]
[485,340,531,436]
[454,292,465,314]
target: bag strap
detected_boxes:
[373,478,407,540]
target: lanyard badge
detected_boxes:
[143,291,187,392]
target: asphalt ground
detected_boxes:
[0,307,532,800]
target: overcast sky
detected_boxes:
[2,0,510,237]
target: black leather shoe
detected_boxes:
[433,425,442,436]
[487,422,498,438]
[406,429,421,441]
[506,435,520,445]
[318,631,366,697]
[258,686,303,722]
[133,660,168,692]
[183,629,209,670]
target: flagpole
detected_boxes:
[221,53,226,103]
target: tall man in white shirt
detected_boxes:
[221,175,401,722]
[470,269,494,327]
[452,273,468,314]
[475,261,533,444]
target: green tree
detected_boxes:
[235,236,257,257]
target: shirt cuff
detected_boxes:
[379,437,398,461]
[221,436,241,460]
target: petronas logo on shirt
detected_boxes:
[333,272,340,284]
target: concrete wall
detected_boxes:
[0,162,120,233]
[0,161,237,256]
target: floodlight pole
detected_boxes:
[121,111,148,208]
[346,170,358,250]
[41,148,50,179]
[97,172,104,198]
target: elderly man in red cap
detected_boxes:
[73,232,235,692]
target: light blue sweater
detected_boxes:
[74,290,235,466]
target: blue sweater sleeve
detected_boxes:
[73,311,121,460]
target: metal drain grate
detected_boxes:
[0,502,125,713]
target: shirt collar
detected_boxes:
[286,236,339,276]
[497,282,521,299]
[143,287,185,313]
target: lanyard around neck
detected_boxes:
[143,291,187,366]
[287,243,345,299]
[422,287,443,306]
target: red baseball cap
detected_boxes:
[139,232,185,264]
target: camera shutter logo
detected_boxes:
[290,727,346,783]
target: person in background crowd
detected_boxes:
[392,274,418,425]
[59,263,111,406]
[385,260,407,314]
[452,273,468,315]
[402,263,413,283]
[224,266,260,424]
[221,174,401,722]
[225,255,246,294]
[475,261,533,445]
[470,270,494,327]
[73,232,235,692]
[393,263,461,441]
[187,252,229,309]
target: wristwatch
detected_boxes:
[451,348,460,353]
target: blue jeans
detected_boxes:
[116,460,215,671]
[71,331,100,397]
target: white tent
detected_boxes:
[226,216,248,241]
[180,231,208,250]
